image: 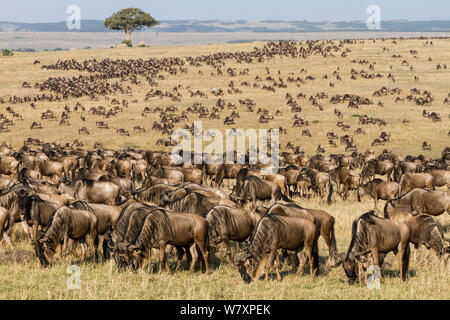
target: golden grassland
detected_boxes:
[0,38,449,299]
[0,198,448,300]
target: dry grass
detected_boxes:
[0,197,448,300]
[0,38,449,299]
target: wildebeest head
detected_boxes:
[236,254,254,283]
[127,244,145,271]
[342,257,358,284]
[34,237,54,267]
[114,242,131,270]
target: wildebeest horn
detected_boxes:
[127,244,139,252]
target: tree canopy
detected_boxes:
[104,8,159,41]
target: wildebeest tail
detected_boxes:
[329,217,338,259]
[312,225,320,273]
[327,178,333,205]
[383,201,393,218]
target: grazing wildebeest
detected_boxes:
[399,173,434,194]
[357,178,401,210]
[126,208,210,274]
[237,214,319,282]
[231,176,293,209]
[298,168,333,204]
[113,206,154,269]
[69,200,129,260]
[58,179,124,205]
[338,211,411,284]
[266,203,339,264]
[35,206,98,266]
[103,201,157,261]
[384,209,449,264]
[205,206,262,265]
[384,189,450,216]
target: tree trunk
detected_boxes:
[125,29,132,42]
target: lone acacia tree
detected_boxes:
[104,8,159,43]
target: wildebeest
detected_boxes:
[126,208,210,274]
[103,201,157,261]
[361,159,395,182]
[357,178,401,210]
[265,203,339,264]
[35,206,98,266]
[17,190,64,242]
[384,209,449,264]
[231,176,293,209]
[424,168,450,188]
[298,168,333,204]
[162,189,236,217]
[384,189,450,216]
[205,205,262,265]
[338,211,411,284]
[58,179,124,205]
[69,200,129,260]
[237,214,319,282]
[399,173,434,194]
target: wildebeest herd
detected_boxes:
[0,38,449,290]
[0,142,448,284]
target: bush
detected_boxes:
[2,49,13,56]
[312,120,319,123]
[138,44,146,47]
[121,39,132,47]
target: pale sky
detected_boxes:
[0,0,449,22]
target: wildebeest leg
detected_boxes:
[264,249,277,281]
[0,215,14,249]
[274,253,282,282]
[374,197,378,212]
[295,250,307,276]
[174,247,185,272]
[158,243,167,273]
[399,243,410,281]
[62,231,70,261]
[195,236,210,274]
[184,245,192,268]
[92,235,99,264]
[1,232,14,250]
[188,243,199,274]
[223,239,233,265]
[371,249,384,284]
[80,242,87,263]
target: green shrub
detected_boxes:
[2,49,13,56]
[138,44,146,47]
[312,120,319,123]
[121,39,132,47]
